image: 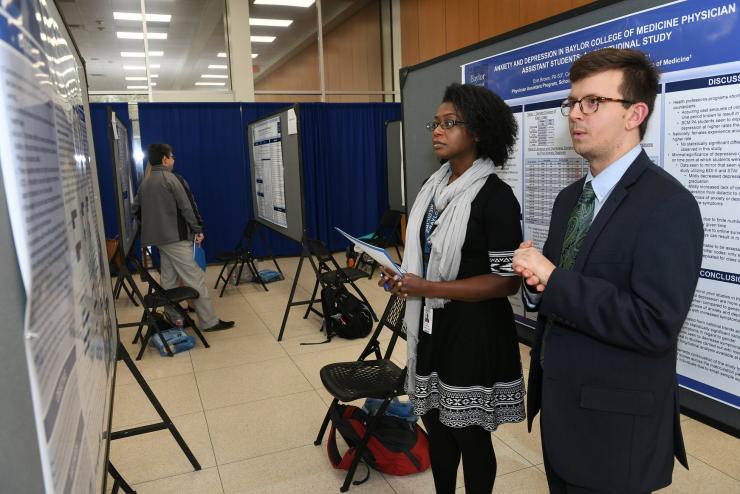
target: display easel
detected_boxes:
[277,234,320,341]
[277,234,377,341]
[109,341,201,487]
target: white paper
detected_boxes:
[335,227,404,275]
[287,108,297,135]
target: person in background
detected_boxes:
[133,142,234,332]
[513,48,703,493]
[380,83,524,493]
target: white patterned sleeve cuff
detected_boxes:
[488,250,517,276]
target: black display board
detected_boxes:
[246,105,305,243]
[108,108,137,256]
[400,0,740,437]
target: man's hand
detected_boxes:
[194,233,205,246]
[513,240,555,292]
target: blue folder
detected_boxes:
[193,243,206,271]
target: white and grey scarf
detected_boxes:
[402,157,496,392]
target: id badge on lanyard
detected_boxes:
[422,304,433,335]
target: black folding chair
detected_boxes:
[313,295,407,491]
[304,239,378,322]
[354,210,403,278]
[129,255,210,360]
[214,220,282,296]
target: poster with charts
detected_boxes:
[463,0,740,410]
[0,0,117,492]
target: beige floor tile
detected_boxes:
[657,455,740,493]
[280,330,375,356]
[201,314,272,341]
[190,334,287,372]
[196,357,312,410]
[492,415,543,466]
[383,469,438,493]
[492,435,535,475]
[680,420,740,481]
[382,435,530,493]
[490,466,549,493]
[206,390,328,465]
[218,444,395,494]
[291,342,373,388]
[258,307,325,340]
[109,412,216,485]
[114,350,194,386]
[112,373,203,429]
[131,467,223,494]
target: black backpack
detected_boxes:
[321,283,373,340]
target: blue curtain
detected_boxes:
[138,102,291,261]
[90,103,133,239]
[299,103,401,250]
[133,101,400,261]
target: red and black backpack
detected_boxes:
[327,404,430,483]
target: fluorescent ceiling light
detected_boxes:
[126,75,159,80]
[201,74,228,79]
[121,51,164,57]
[217,52,227,58]
[249,18,293,27]
[208,64,228,69]
[123,64,161,70]
[252,54,259,59]
[251,35,276,43]
[254,0,315,7]
[127,84,156,89]
[114,12,172,22]
[117,31,168,40]
[195,82,225,86]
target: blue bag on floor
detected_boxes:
[363,397,418,423]
[151,328,195,356]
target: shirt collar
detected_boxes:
[586,144,642,202]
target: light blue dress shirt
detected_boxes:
[523,144,643,307]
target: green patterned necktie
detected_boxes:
[540,181,596,367]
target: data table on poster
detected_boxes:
[252,116,288,229]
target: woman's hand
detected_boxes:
[378,267,428,298]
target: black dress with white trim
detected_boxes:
[412,174,525,432]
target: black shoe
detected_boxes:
[203,319,235,332]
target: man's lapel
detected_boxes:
[573,151,651,272]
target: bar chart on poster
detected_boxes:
[0,0,117,492]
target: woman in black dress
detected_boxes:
[380,83,524,493]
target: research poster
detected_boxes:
[111,112,136,254]
[252,115,288,228]
[0,1,117,492]
[463,1,739,410]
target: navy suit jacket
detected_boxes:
[526,151,704,493]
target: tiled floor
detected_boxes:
[109,258,740,493]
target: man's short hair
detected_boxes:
[569,48,659,139]
[147,143,172,166]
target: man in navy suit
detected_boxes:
[513,48,703,493]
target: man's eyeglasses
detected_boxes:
[425,119,466,131]
[560,96,634,116]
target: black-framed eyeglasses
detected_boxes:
[560,96,635,116]
[425,119,466,131]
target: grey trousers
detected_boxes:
[157,240,219,329]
